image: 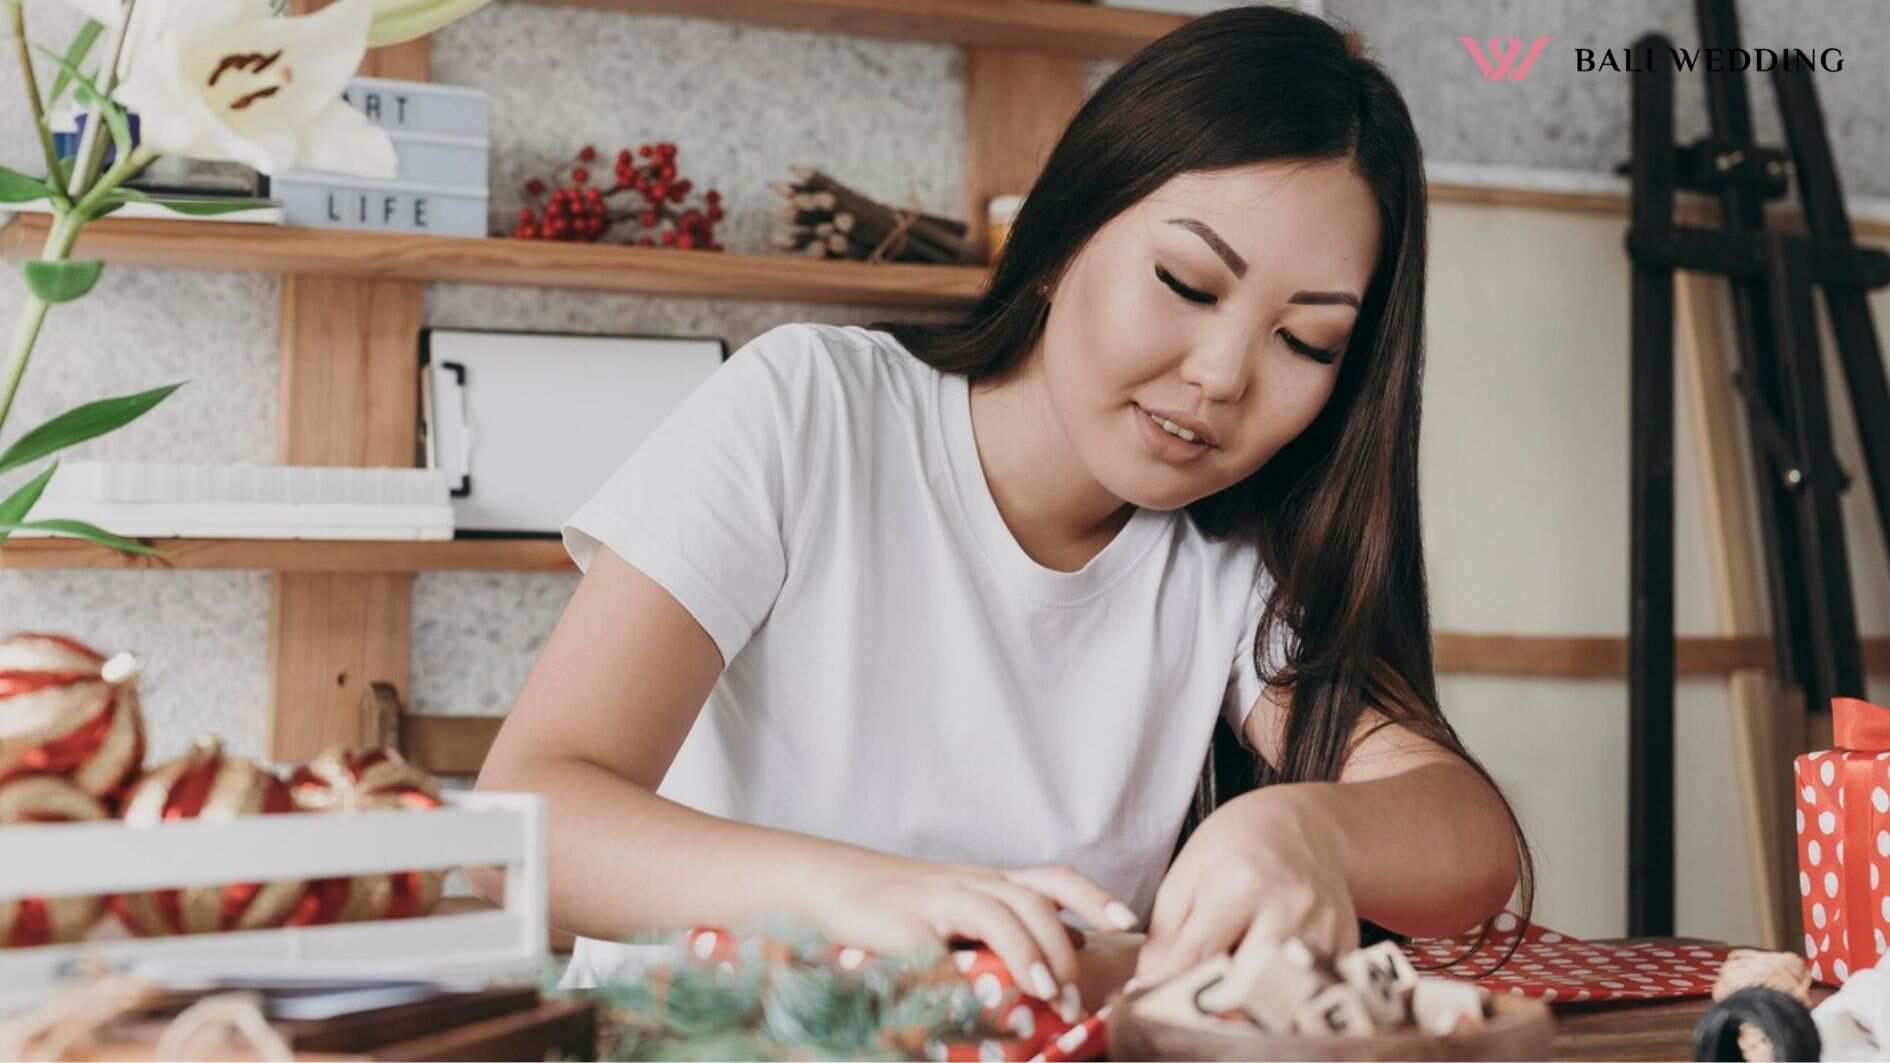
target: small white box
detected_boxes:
[338,76,489,139]
[272,174,487,237]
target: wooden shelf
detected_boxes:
[0,214,989,309]
[0,536,575,572]
[513,0,1188,60]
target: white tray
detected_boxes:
[0,791,546,988]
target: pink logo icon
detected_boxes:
[1459,36,1551,82]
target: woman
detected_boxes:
[475,4,1534,998]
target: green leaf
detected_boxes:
[34,42,132,163]
[0,164,55,204]
[49,20,104,110]
[368,0,493,48]
[0,519,161,556]
[0,462,57,543]
[108,188,280,215]
[21,259,104,303]
[0,383,185,476]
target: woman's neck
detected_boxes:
[966,356,1139,573]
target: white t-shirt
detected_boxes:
[558,322,1289,985]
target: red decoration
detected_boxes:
[0,774,109,947]
[1794,696,1890,985]
[511,140,725,249]
[1404,912,1726,1001]
[0,632,146,804]
[111,737,308,936]
[285,746,445,925]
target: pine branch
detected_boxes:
[582,919,1004,1061]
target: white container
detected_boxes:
[17,462,455,540]
[0,791,547,990]
[337,76,489,139]
[272,174,487,237]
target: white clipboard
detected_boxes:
[420,327,727,535]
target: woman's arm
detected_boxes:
[1242,738,1520,939]
[1237,684,1519,936]
[472,547,1135,994]
[1132,690,1519,982]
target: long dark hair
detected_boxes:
[874,5,1533,965]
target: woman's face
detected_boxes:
[1035,159,1382,512]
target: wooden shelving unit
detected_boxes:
[511,0,1187,60]
[0,537,573,572]
[0,214,989,309]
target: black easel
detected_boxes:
[1620,0,1890,936]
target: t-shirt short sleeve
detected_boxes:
[561,325,811,667]
[1222,562,1294,746]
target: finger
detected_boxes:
[1143,866,1195,952]
[963,878,1080,989]
[935,891,1055,1002]
[1222,912,1287,1002]
[1004,866,1140,933]
[1135,885,1250,987]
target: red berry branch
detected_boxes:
[511,141,725,250]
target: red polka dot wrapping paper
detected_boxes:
[1792,697,1890,986]
[1403,911,1728,1003]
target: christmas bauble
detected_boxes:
[111,737,307,936]
[0,774,108,947]
[286,747,444,924]
[0,633,146,803]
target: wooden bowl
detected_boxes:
[1105,984,1556,1061]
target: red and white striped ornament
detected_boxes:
[0,632,146,804]
[285,747,445,925]
[0,774,109,947]
[111,737,308,936]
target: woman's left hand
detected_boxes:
[1132,784,1359,987]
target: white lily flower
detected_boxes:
[112,0,397,178]
[55,0,272,80]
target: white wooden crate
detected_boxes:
[0,791,546,988]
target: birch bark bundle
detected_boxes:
[768,167,976,264]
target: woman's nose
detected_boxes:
[1177,332,1252,404]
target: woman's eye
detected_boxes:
[1281,329,1341,365]
[1155,264,1215,306]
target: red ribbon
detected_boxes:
[1833,697,1890,975]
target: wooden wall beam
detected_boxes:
[268,30,429,760]
[963,47,1087,262]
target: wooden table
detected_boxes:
[1545,938,1830,1062]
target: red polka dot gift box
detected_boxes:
[1794,697,1890,986]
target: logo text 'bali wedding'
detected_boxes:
[1459,36,1552,82]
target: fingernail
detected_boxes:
[1123,975,1150,995]
[1104,901,1139,930]
[1029,962,1058,1001]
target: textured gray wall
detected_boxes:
[2,0,1885,766]
[1327,0,1890,199]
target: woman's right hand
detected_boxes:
[804,859,1142,1006]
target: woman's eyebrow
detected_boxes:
[1164,216,1361,309]
[1166,217,1247,278]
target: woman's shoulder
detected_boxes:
[725,322,938,420]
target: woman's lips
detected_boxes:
[1133,403,1213,464]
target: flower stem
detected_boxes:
[0,209,84,439]
[0,143,153,440]
[8,0,69,205]
[66,0,135,200]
